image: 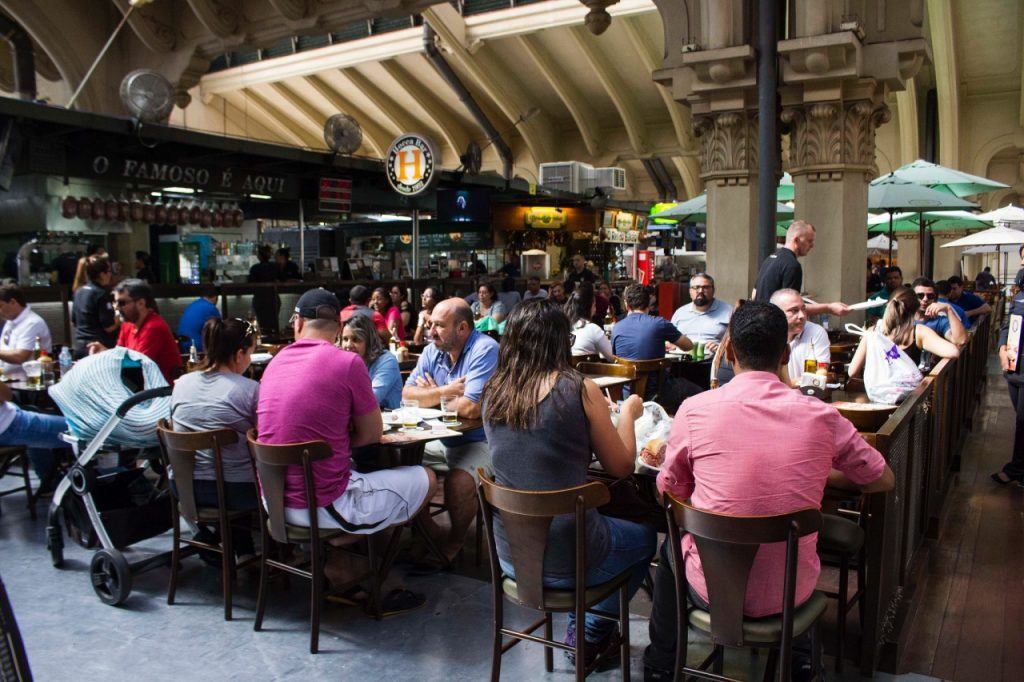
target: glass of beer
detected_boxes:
[440,395,459,425]
[23,361,42,388]
[400,399,420,429]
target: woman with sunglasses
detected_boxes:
[340,314,402,409]
[848,285,960,381]
[170,317,261,560]
[565,282,613,360]
[482,299,655,670]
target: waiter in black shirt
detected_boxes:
[564,253,596,290]
[752,220,850,318]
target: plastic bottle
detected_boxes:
[58,346,73,379]
[187,342,199,373]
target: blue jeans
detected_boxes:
[0,406,70,482]
[502,516,656,644]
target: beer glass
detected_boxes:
[440,395,459,425]
[23,361,42,388]
[400,399,420,429]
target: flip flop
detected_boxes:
[369,588,426,618]
[326,586,370,607]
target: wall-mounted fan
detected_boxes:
[459,141,482,175]
[324,113,363,154]
[119,69,175,124]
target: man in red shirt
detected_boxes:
[88,279,181,383]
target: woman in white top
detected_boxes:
[565,282,613,360]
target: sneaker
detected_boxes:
[643,665,673,682]
[564,621,622,673]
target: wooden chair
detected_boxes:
[613,357,672,403]
[246,429,392,654]
[477,470,632,682]
[663,492,827,682]
[0,446,34,520]
[576,362,636,402]
[569,353,599,368]
[157,419,258,621]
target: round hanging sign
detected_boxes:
[386,134,439,197]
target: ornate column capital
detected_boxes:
[781,98,890,181]
[692,108,761,185]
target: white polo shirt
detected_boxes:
[786,321,831,383]
[1,305,52,378]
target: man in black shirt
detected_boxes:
[752,220,850,318]
[564,253,596,289]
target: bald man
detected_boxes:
[753,220,850,318]
[403,298,499,564]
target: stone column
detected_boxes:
[782,95,891,310]
[692,108,762,305]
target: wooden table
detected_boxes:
[8,380,59,412]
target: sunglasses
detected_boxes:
[916,292,936,300]
[114,298,134,308]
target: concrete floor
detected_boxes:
[1,466,946,681]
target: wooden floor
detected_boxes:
[900,359,1024,682]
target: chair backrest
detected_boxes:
[614,356,670,401]
[663,491,821,647]
[477,470,609,610]
[156,417,238,523]
[246,429,333,543]
[569,353,599,368]
[575,361,636,379]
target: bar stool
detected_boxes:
[817,512,866,672]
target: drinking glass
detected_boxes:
[440,395,459,425]
[400,399,420,429]
[23,360,42,388]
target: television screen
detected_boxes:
[436,188,491,223]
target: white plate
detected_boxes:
[414,408,443,419]
[250,352,273,363]
[382,412,401,424]
[637,458,662,472]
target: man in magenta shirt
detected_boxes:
[258,288,437,605]
[88,279,181,383]
[643,302,894,681]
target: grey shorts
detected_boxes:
[423,439,492,480]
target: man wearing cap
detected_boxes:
[258,289,437,607]
[403,298,498,565]
[341,284,390,343]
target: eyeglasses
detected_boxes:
[916,292,936,300]
[690,285,713,291]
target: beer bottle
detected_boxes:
[803,342,818,374]
[32,336,42,361]
[187,342,199,373]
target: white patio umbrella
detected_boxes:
[866,234,897,253]
[977,204,1024,224]
[940,225,1024,284]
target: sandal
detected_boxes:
[369,588,426,618]
[326,586,370,607]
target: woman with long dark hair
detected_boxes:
[565,282,613,360]
[482,299,655,669]
[72,256,120,357]
[341,314,402,409]
[170,317,261,559]
[413,286,442,345]
[371,287,405,343]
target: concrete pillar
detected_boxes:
[899,234,920,280]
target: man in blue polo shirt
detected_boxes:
[669,273,731,354]
[404,298,498,564]
[613,284,695,412]
[947,276,992,326]
[176,287,220,351]
[934,280,971,328]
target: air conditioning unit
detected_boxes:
[594,167,626,191]
[538,161,595,194]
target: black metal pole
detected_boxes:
[756,0,780,265]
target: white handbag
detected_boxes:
[846,324,923,405]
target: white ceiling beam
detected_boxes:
[302,75,388,157]
[379,59,471,161]
[567,25,646,154]
[464,0,655,42]
[337,67,423,139]
[514,33,600,157]
[228,89,308,147]
[266,82,329,147]
[423,5,555,164]
[620,16,691,152]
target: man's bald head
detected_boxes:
[429,298,474,354]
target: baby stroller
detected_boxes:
[45,348,173,606]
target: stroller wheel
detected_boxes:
[47,524,64,568]
[90,549,132,606]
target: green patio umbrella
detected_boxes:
[873,159,1008,198]
[867,180,978,266]
[650,192,794,225]
[776,172,794,202]
[866,210,991,233]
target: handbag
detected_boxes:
[846,323,923,405]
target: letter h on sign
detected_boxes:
[398,148,421,182]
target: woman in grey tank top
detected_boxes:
[483,299,656,670]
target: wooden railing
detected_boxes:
[856,296,1000,672]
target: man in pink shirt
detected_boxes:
[258,288,437,610]
[643,302,894,682]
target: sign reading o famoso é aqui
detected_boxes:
[386,134,439,197]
